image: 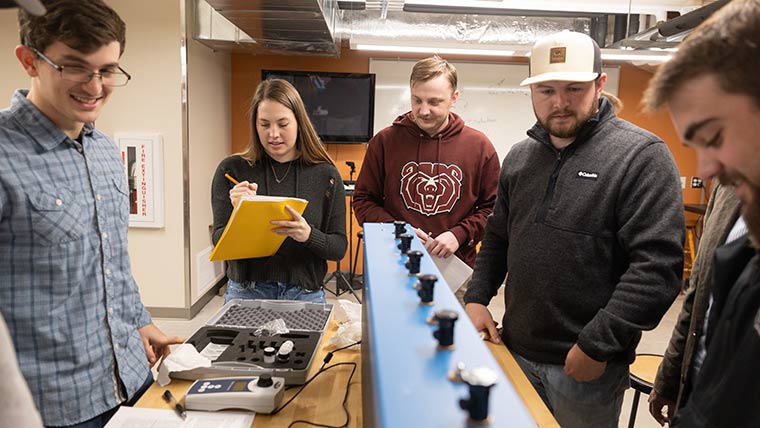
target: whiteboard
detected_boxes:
[370,59,620,162]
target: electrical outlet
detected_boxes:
[691,177,704,188]
[680,176,686,189]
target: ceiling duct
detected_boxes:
[339,10,590,48]
[197,0,340,56]
[192,0,719,60]
[193,0,257,52]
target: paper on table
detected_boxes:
[199,343,229,361]
[423,239,473,292]
[104,407,254,428]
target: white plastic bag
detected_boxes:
[332,299,361,323]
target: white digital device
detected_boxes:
[184,375,285,414]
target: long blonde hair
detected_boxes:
[240,78,335,166]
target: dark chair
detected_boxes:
[349,231,363,290]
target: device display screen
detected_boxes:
[231,381,247,392]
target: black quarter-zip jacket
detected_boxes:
[465,97,685,364]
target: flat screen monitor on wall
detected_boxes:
[261,70,376,144]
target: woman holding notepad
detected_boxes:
[211,79,347,303]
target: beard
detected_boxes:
[742,182,760,248]
[720,171,760,247]
[538,95,599,139]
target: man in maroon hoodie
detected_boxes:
[353,56,500,268]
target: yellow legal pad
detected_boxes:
[209,195,309,261]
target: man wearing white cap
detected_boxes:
[464,31,685,427]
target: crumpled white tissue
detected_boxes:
[332,299,361,323]
[327,300,362,349]
[157,343,212,386]
[328,321,361,349]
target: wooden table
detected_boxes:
[135,321,362,427]
[487,342,560,428]
[136,322,557,428]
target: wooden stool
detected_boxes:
[683,220,699,286]
[628,354,663,428]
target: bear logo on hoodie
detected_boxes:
[400,161,463,216]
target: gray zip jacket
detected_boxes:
[465,97,685,364]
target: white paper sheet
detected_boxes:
[104,407,254,428]
[423,239,473,292]
[199,343,229,361]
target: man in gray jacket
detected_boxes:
[464,30,684,428]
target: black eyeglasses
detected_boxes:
[29,47,131,87]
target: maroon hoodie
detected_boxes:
[353,112,499,267]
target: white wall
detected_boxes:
[187,31,231,304]
[0,1,231,315]
[102,0,186,309]
[0,9,31,99]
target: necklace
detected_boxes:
[271,161,292,184]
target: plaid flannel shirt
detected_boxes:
[0,90,152,425]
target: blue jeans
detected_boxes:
[47,374,154,428]
[224,279,326,304]
[513,352,629,428]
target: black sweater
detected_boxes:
[673,240,759,427]
[465,98,685,364]
[211,155,347,290]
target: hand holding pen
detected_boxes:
[225,173,257,206]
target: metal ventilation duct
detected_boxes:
[337,10,590,47]
[198,0,340,55]
[192,0,721,57]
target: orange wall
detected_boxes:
[616,64,701,204]
[616,64,703,225]
[230,50,701,273]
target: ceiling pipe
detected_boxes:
[657,0,728,36]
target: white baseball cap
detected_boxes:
[520,31,601,86]
[0,0,46,16]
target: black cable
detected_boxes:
[331,341,362,354]
[286,362,358,428]
[284,341,361,391]
[270,340,362,427]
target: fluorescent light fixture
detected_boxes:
[350,39,673,62]
[601,53,672,62]
[600,48,673,63]
[402,0,694,16]
[350,38,516,57]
